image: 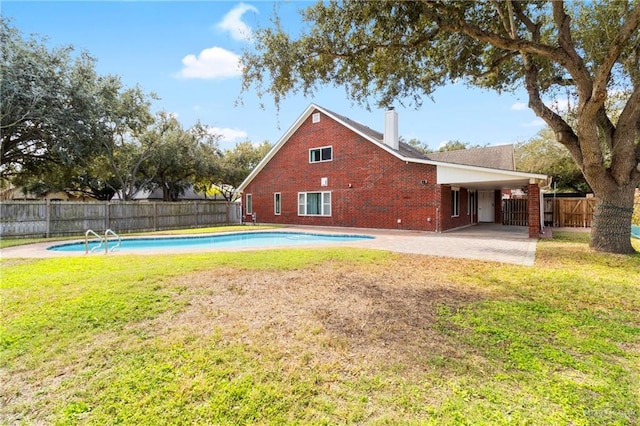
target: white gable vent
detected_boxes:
[312,113,320,123]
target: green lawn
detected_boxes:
[1,232,639,424]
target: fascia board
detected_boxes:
[436,165,547,185]
[431,161,548,182]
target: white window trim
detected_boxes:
[451,189,460,217]
[312,112,320,123]
[297,191,332,216]
[309,146,333,163]
[246,193,253,214]
[274,192,281,215]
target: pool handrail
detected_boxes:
[85,229,104,254]
[104,229,121,253]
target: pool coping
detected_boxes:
[46,229,375,253]
[0,225,538,266]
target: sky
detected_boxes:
[3,1,547,151]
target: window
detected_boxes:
[274,193,281,215]
[298,192,331,216]
[246,193,252,214]
[451,189,459,217]
[312,112,320,123]
[309,146,332,163]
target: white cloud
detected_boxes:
[211,126,248,143]
[216,3,258,42]
[176,47,242,79]
[511,102,527,111]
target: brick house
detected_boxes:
[238,104,548,238]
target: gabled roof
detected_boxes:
[238,104,547,192]
[320,106,431,160]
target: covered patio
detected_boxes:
[436,161,549,238]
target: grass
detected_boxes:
[1,232,639,424]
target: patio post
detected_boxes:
[528,180,541,238]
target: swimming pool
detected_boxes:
[47,231,375,253]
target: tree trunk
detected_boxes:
[589,183,636,254]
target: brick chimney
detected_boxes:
[383,108,399,150]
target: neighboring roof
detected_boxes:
[238,104,547,192]
[426,145,515,171]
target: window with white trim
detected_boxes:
[246,193,253,214]
[274,192,281,215]
[309,146,332,163]
[298,192,331,216]
[451,189,460,217]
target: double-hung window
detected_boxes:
[309,146,332,163]
[298,192,331,216]
[451,189,460,217]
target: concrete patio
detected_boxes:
[1,223,539,266]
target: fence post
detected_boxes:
[153,202,158,231]
[45,199,51,238]
[105,201,110,231]
[194,202,198,227]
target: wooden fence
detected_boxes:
[544,197,596,228]
[503,196,598,228]
[502,198,529,226]
[0,201,241,238]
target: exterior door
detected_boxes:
[478,191,495,222]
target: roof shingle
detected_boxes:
[321,106,514,170]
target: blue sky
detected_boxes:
[3,1,546,151]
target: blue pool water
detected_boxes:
[47,231,374,253]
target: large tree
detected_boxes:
[142,113,221,201]
[241,1,640,254]
[92,77,157,201]
[0,19,99,178]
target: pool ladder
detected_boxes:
[85,229,121,254]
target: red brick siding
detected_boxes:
[245,110,468,232]
[438,186,474,231]
[527,183,541,238]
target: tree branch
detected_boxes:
[522,53,583,167]
[593,5,640,106]
[612,85,640,182]
[491,0,513,37]
[551,1,593,102]
[469,51,519,79]
[432,2,573,70]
